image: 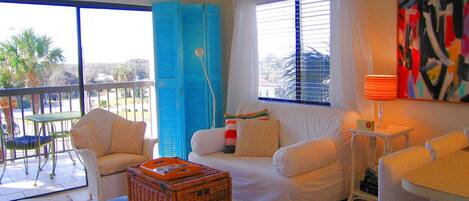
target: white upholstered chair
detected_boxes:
[71,109,157,201]
[378,147,431,201]
[425,131,469,160]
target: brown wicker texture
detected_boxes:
[128,161,232,201]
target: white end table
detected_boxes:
[347,125,414,201]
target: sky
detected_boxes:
[0,2,154,65]
[0,1,328,66]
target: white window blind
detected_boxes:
[257,0,330,105]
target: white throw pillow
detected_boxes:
[273,138,337,177]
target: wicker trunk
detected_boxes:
[127,162,231,201]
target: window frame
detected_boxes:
[0,0,151,11]
[257,0,331,106]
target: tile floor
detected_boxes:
[22,187,94,201]
[0,152,86,201]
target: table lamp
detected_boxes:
[364,75,398,128]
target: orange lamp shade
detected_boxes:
[364,75,398,101]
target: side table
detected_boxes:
[348,125,414,201]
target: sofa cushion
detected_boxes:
[223,109,269,153]
[234,119,280,157]
[97,153,148,176]
[273,139,337,177]
[189,152,344,201]
[110,119,146,155]
[71,123,107,157]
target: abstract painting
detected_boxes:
[398,0,469,103]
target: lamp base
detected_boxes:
[375,101,385,129]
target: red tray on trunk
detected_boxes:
[139,157,203,180]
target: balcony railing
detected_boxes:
[0,81,155,162]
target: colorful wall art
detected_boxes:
[398,1,469,103]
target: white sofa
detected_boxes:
[189,101,359,201]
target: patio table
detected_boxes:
[25,111,82,178]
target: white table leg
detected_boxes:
[348,134,357,201]
[370,137,377,167]
[405,134,410,148]
[384,139,392,156]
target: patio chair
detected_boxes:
[0,126,53,186]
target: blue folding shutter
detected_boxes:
[153,2,185,157]
[154,2,222,159]
[205,5,223,127]
[181,4,208,159]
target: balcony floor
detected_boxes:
[0,152,86,201]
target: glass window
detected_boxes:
[0,3,78,88]
[81,8,155,136]
[257,0,330,105]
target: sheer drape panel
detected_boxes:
[329,0,372,116]
[329,0,374,191]
[226,0,259,114]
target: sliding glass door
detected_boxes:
[0,2,155,199]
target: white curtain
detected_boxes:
[226,0,259,114]
[329,0,375,191]
[329,0,373,116]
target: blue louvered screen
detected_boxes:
[153,2,222,159]
[205,5,224,127]
[182,4,209,158]
[153,2,184,157]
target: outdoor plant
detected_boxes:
[279,47,330,102]
[0,28,64,134]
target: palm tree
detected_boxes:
[279,47,330,102]
[112,64,135,83]
[0,28,64,134]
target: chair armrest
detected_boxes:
[191,128,225,155]
[142,138,158,160]
[74,148,100,197]
[75,148,99,172]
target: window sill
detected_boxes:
[258,97,330,106]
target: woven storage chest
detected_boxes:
[127,162,231,201]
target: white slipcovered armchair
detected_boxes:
[71,109,157,201]
[378,147,431,201]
